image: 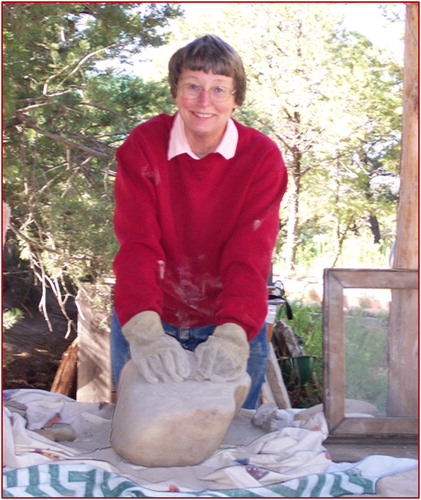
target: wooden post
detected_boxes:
[265,343,292,408]
[388,3,419,416]
[50,338,78,396]
[76,284,114,402]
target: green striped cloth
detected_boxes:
[3,463,376,497]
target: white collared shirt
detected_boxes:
[167,113,238,161]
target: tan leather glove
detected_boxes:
[195,323,250,381]
[122,311,191,383]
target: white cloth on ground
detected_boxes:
[2,389,418,496]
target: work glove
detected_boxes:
[122,311,191,383]
[195,323,250,382]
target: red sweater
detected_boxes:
[113,114,287,340]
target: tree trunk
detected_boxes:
[284,147,302,272]
[387,3,419,417]
[368,213,381,244]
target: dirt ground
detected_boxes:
[3,279,78,396]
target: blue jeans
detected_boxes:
[110,311,268,409]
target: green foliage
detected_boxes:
[3,308,24,331]
[3,3,182,303]
[3,2,405,327]
[158,4,403,272]
[282,301,323,381]
[292,232,394,276]
[85,74,177,127]
[274,301,323,407]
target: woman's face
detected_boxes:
[175,69,238,148]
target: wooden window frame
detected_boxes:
[323,268,418,437]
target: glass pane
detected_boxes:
[343,288,391,416]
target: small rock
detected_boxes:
[34,423,76,442]
[252,403,290,432]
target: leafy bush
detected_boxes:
[281,301,323,373]
[278,301,323,407]
[3,308,24,331]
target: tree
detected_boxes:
[3,3,181,320]
[3,2,404,325]
[158,3,403,273]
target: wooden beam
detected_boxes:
[393,3,419,269]
[50,338,78,396]
[265,343,291,408]
[331,416,418,437]
[388,3,419,417]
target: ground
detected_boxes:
[3,277,77,396]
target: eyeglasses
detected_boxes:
[178,83,236,102]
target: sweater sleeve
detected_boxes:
[113,129,165,326]
[215,140,287,340]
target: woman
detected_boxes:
[112,35,288,408]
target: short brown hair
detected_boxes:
[168,35,246,106]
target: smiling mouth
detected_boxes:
[193,112,213,118]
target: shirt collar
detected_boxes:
[167,113,238,160]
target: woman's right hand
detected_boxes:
[122,311,191,383]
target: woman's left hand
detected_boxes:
[195,323,250,381]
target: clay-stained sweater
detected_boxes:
[113,113,288,340]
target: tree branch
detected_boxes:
[9,223,62,255]
[9,223,97,261]
[16,111,114,160]
[57,44,117,89]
